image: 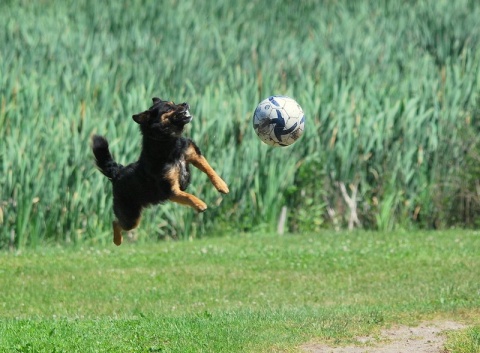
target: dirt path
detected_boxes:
[302,321,465,353]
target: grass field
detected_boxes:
[1,230,479,352]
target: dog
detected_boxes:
[92,97,229,245]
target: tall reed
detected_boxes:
[1,0,480,248]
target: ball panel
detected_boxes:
[269,96,291,109]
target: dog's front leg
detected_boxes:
[185,144,229,194]
[170,192,208,212]
[166,167,208,212]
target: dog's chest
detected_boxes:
[177,157,191,190]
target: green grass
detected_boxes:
[447,326,480,353]
[1,230,479,352]
[446,325,480,353]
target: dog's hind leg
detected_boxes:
[112,204,142,246]
[112,217,141,246]
[112,220,124,246]
[185,143,229,194]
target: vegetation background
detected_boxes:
[1,2,480,352]
[1,0,480,248]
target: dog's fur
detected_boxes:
[92,97,229,245]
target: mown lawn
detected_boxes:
[0,230,479,352]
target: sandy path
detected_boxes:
[302,321,465,353]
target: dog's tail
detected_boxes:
[92,135,122,181]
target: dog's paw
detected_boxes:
[215,178,230,194]
[196,201,208,212]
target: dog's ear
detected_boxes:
[132,111,150,124]
[152,97,162,104]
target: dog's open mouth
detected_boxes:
[173,104,192,125]
[180,109,192,123]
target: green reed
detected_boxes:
[1,0,480,248]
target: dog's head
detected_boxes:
[132,97,192,138]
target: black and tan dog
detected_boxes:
[92,98,229,245]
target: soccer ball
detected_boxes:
[252,95,305,147]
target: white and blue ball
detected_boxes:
[253,96,305,147]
